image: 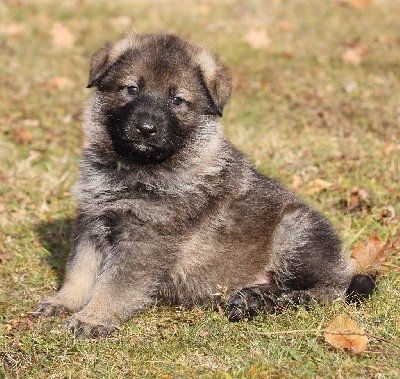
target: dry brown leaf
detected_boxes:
[383,143,398,155]
[383,143,395,155]
[0,249,12,264]
[278,21,293,32]
[51,22,75,49]
[107,16,132,28]
[348,186,369,211]
[324,314,368,353]
[279,51,294,60]
[292,175,302,189]
[22,119,40,128]
[374,206,396,223]
[378,34,397,47]
[0,22,26,36]
[5,313,34,333]
[342,47,363,65]
[303,178,333,195]
[244,28,271,50]
[196,5,211,15]
[379,230,400,273]
[198,329,209,338]
[46,76,74,90]
[337,0,372,8]
[10,127,33,144]
[348,0,372,9]
[351,234,387,273]
[351,235,384,272]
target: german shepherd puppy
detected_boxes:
[36,31,374,337]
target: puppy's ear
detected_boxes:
[87,30,138,88]
[194,48,232,116]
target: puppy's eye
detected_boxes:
[172,96,184,106]
[127,85,139,95]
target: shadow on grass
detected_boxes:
[35,217,74,284]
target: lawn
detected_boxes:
[1,0,399,378]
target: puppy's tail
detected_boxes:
[345,273,376,304]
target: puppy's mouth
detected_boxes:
[111,137,174,164]
[119,138,158,151]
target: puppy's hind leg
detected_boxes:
[36,235,102,317]
[225,281,351,322]
[226,204,355,321]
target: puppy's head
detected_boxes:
[86,31,232,164]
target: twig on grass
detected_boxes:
[254,329,400,350]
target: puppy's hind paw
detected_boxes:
[65,317,115,338]
[34,302,70,318]
[225,288,264,322]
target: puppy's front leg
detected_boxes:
[66,242,163,338]
[36,234,101,317]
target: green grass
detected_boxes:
[1,0,400,377]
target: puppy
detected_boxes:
[36,31,374,337]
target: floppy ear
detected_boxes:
[194,48,232,116]
[87,30,138,88]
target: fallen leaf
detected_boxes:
[244,28,271,49]
[342,47,363,65]
[351,235,385,272]
[344,81,358,93]
[0,22,26,36]
[374,206,396,222]
[0,249,12,264]
[383,143,396,155]
[10,127,33,144]
[278,51,294,60]
[51,22,75,49]
[46,76,74,90]
[292,175,302,189]
[22,119,40,128]
[348,186,370,211]
[5,313,34,333]
[196,4,211,15]
[351,234,389,273]
[278,20,293,32]
[348,0,372,9]
[378,34,397,46]
[337,0,372,8]
[379,230,400,273]
[198,329,209,338]
[61,114,73,124]
[324,314,368,353]
[303,178,333,195]
[107,16,132,28]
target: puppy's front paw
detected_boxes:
[34,301,70,318]
[66,316,115,338]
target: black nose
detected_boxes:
[136,119,158,137]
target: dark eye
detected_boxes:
[172,96,184,106]
[127,85,139,95]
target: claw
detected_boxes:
[34,302,70,318]
[66,317,115,338]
